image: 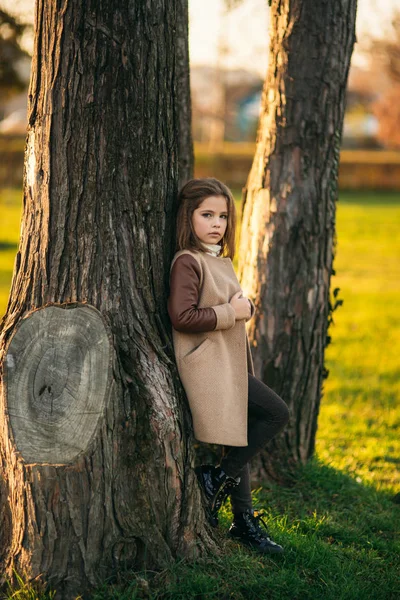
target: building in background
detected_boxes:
[0,2,399,150]
[190,65,262,146]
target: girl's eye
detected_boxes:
[202,213,228,219]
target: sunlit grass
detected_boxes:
[0,188,21,313]
[318,192,400,494]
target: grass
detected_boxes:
[0,188,21,313]
[0,189,399,599]
[318,192,400,495]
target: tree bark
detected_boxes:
[238,0,357,479]
[0,1,213,597]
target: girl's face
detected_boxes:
[192,195,228,246]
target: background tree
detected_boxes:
[0,9,31,104]
[238,0,357,479]
[372,11,400,149]
[0,1,214,598]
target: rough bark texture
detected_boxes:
[238,0,357,479]
[0,1,213,597]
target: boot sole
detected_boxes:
[228,531,285,554]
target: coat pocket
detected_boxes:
[182,337,212,365]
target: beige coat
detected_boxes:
[169,249,255,446]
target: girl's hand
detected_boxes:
[229,291,251,320]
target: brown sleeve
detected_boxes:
[168,254,236,333]
[168,255,217,332]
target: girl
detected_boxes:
[168,178,290,554]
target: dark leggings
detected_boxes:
[220,373,290,514]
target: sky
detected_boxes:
[2,0,400,77]
[188,0,400,75]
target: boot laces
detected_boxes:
[244,510,272,541]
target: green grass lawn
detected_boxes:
[0,188,21,313]
[1,189,399,599]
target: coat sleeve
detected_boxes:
[245,298,256,322]
[168,254,236,333]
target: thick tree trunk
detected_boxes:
[0,1,213,597]
[238,0,357,479]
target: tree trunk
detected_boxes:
[0,1,214,597]
[238,0,357,480]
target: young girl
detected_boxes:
[168,177,290,554]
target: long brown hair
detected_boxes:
[176,178,236,259]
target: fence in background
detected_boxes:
[195,144,400,191]
[1,136,400,191]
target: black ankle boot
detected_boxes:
[195,464,240,527]
[228,508,284,554]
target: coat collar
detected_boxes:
[201,242,222,257]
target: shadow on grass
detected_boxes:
[339,191,400,205]
[249,456,398,541]
[0,242,17,251]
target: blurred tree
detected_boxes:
[372,12,400,83]
[373,86,400,148]
[238,0,357,480]
[0,9,31,100]
[372,11,400,148]
[0,1,214,598]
